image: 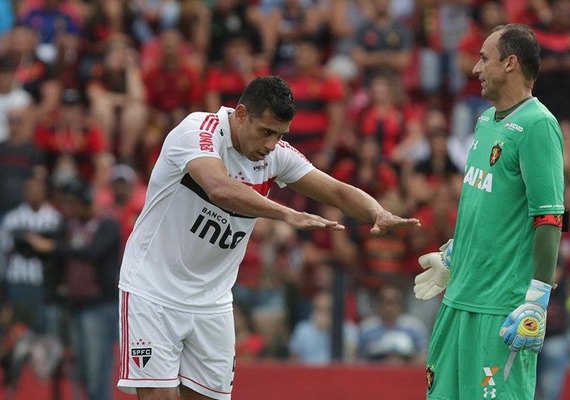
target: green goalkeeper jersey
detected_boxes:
[443,97,564,315]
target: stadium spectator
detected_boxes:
[135,0,181,33]
[207,0,264,64]
[177,0,211,56]
[289,290,358,364]
[327,0,373,60]
[285,36,345,170]
[0,175,65,399]
[0,106,45,219]
[94,163,147,251]
[233,302,266,364]
[34,88,111,190]
[413,0,471,102]
[532,0,570,122]
[0,175,64,334]
[357,73,405,161]
[351,0,413,85]
[232,218,289,356]
[25,179,121,400]
[205,32,270,112]
[262,0,329,74]
[0,53,32,143]
[82,0,152,52]
[536,265,568,400]
[143,28,202,123]
[331,135,399,199]
[85,38,147,164]
[413,124,461,185]
[19,0,80,64]
[358,283,427,365]
[3,24,61,124]
[337,188,409,299]
[449,0,505,169]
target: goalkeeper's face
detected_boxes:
[232,105,291,162]
[472,30,507,102]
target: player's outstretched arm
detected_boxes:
[186,157,344,231]
[288,169,420,234]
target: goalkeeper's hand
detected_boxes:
[414,239,453,300]
[499,279,551,353]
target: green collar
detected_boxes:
[494,97,532,122]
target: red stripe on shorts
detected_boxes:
[179,374,232,395]
[121,291,130,379]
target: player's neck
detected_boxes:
[228,112,243,154]
[493,84,533,112]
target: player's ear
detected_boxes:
[235,104,248,123]
[504,54,517,73]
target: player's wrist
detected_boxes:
[525,279,551,310]
[439,239,453,269]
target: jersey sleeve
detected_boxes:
[519,116,564,216]
[273,141,314,187]
[166,115,223,173]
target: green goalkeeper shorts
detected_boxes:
[426,304,537,400]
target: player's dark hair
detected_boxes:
[493,24,540,81]
[238,76,296,122]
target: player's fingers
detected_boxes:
[418,254,434,269]
[371,217,421,235]
[388,217,421,228]
[414,280,440,300]
[422,284,443,300]
[414,269,433,285]
[317,217,345,230]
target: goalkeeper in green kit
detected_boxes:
[413,24,565,399]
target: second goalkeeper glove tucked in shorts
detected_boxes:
[499,279,551,353]
[414,239,453,300]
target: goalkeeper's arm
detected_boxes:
[499,223,561,353]
[532,223,560,285]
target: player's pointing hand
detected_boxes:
[370,210,421,235]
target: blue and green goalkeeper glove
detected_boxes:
[499,279,551,353]
[414,239,453,300]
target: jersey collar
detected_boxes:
[216,106,235,149]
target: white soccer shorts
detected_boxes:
[117,290,236,399]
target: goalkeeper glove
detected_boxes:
[499,279,551,353]
[414,239,453,300]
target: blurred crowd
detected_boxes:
[1,0,570,398]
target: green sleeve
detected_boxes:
[533,224,561,285]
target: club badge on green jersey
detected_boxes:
[489,141,504,166]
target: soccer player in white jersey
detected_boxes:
[117,76,420,400]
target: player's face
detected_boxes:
[235,106,291,161]
[472,30,507,101]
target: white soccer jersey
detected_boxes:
[119,107,314,313]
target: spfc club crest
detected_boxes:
[131,344,152,368]
[426,365,435,391]
[489,144,502,166]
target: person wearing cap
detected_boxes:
[95,163,147,250]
